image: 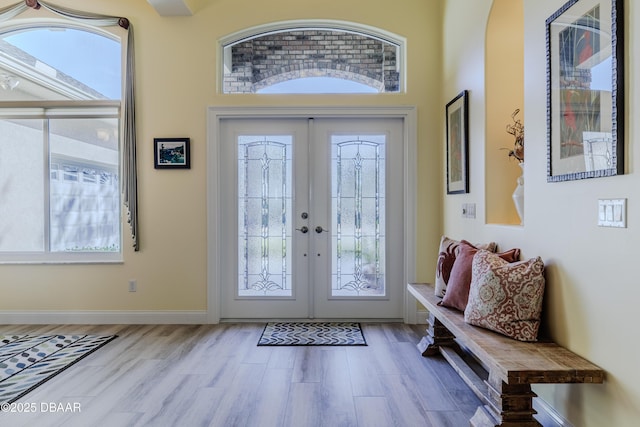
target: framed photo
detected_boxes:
[546,0,624,182]
[446,90,469,194]
[154,137,190,169]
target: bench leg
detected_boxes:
[470,372,541,427]
[417,312,456,356]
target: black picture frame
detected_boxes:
[546,0,624,182]
[446,90,469,194]
[154,137,190,169]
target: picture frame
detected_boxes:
[154,137,190,169]
[446,90,469,194]
[546,0,624,182]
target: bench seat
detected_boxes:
[407,282,604,427]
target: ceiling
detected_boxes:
[147,0,210,16]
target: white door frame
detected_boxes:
[206,106,417,323]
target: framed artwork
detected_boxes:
[446,90,469,194]
[154,137,191,169]
[546,0,624,182]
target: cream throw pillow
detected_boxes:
[464,250,545,342]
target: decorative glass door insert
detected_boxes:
[218,116,404,320]
[237,135,293,297]
[332,135,385,297]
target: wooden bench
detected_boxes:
[407,283,604,427]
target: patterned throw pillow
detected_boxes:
[439,241,521,312]
[434,236,497,297]
[464,250,545,342]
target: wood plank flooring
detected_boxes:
[0,323,481,427]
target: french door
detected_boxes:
[218,116,405,320]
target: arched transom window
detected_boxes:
[222,21,405,94]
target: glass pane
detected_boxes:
[257,77,378,94]
[0,119,45,251]
[49,118,120,252]
[223,29,400,94]
[331,135,386,297]
[1,27,121,101]
[237,135,293,297]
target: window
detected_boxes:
[0,23,123,263]
[257,77,379,94]
[0,27,121,102]
[221,22,405,94]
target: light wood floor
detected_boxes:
[0,323,483,427]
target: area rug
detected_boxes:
[0,334,116,405]
[258,322,367,346]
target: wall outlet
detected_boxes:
[128,279,137,292]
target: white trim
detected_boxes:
[403,106,418,324]
[0,18,124,42]
[208,106,415,119]
[207,106,417,324]
[534,397,573,427]
[0,310,208,325]
[415,309,429,325]
[220,19,406,47]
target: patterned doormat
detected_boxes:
[258,322,367,346]
[0,334,117,405]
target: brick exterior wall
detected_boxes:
[223,30,399,93]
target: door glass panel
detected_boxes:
[237,135,293,296]
[331,135,386,296]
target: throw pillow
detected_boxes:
[434,236,497,297]
[439,241,520,312]
[464,250,546,342]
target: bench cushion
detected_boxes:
[464,250,545,342]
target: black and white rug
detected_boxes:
[0,334,116,405]
[258,322,367,346]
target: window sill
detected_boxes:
[0,253,123,265]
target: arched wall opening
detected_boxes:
[485,0,525,225]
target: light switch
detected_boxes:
[598,199,626,228]
[462,203,476,219]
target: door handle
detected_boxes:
[315,226,329,233]
[296,226,309,234]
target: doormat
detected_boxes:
[258,322,367,346]
[0,334,117,405]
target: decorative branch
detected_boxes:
[503,108,524,163]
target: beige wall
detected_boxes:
[442,0,640,426]
[0,0,443,315]
[485,0,524,225]
[2,0,638,425]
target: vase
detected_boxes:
[512,162,524,225]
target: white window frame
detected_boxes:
[0,102,122,265]
[0,16,125,264]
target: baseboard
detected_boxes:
[534,396,574,427]
[415,309,429,324]
[0,310,209,325]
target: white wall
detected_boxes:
[441,0,640,426]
